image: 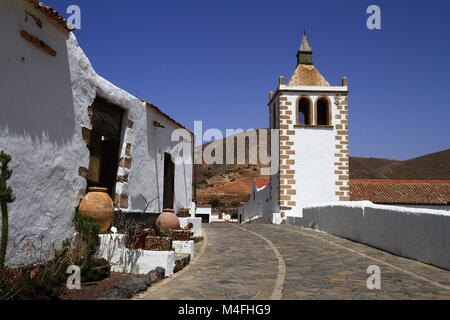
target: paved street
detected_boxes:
[137,223,450,300]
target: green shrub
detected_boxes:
[74,213,100,255]
[71,213,109,283]
[229,201,241,207]
[208,199,221,207]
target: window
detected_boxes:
[298,98,311,125]
[316,98,330,126]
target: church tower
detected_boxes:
[269,31,350,222]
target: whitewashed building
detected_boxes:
[238,177,273,224]
[0,0,193,266]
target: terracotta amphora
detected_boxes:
[155,209,180,235]
[79,187,114,234]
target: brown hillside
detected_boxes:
[194,129,450,205]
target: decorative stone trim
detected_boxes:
[333,94,350,201]
[276,95,299,220]
[117,175,129,183]
[20,30,57,56]
[78,167,89,178]
[115,193,129,209]
[119,157,132,169]
[81,127,91,143]
[125,143,132,157]
[114,119,136,210]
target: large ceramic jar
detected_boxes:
[155,209,180,235]
[79,187,114,234]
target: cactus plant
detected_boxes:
[0,151,15,272]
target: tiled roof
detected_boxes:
[26,0,72,31]
[288,64,330,86]
[254,177,270,189]
[141,99,193,135]
[350,179,450,205]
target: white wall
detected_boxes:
[239,184,275,223]
[126,106,193,213]
[195,206,211,223]
[0,0,192,266]
[0,0,86,267]
[281,92,342,218]
[390,204,450,211]
[295,202,450,271]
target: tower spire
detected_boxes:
[297,30,313,65]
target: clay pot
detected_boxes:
[155,209,180,235]
[79,187,114,234]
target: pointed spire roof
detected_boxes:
[296,30,313,65]
[290,30,330,86]
[299,30,312,52]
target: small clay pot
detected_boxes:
[155,209,180,235]
[79,187,114,234]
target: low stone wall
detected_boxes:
[99,235,175,276]
[173,240,195,259]
[288,201,450,271]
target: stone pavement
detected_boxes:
[136,223,450,300]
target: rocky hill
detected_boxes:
[194,129,450,205]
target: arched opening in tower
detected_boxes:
[298,98,311,125]
[317,98,330,126]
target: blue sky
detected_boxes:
[46,0,450,160]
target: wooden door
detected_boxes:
[99,139,120,196]
[86,97,123,197]
[163,153,175,210]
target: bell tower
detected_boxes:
[268,31,350,222]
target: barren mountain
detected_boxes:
[194,129,450,205]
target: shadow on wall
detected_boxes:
[0,33,75,147]
[147,108,162,214]
[0,20,81,266]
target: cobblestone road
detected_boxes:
[137,223,450,300]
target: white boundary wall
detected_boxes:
[292,201,450,270]
[173,240,195,259]
[238,183,280,224]
[195,206,212,223]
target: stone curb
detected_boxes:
[97,268,165,300]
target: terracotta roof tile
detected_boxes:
[254,177,270,189]
[350,179,450,205]
[26,0,72,31]
[288,64,330,86]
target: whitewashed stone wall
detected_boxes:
[238,183,277,224]
[0,0,86,267]
[289,202,450,271]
